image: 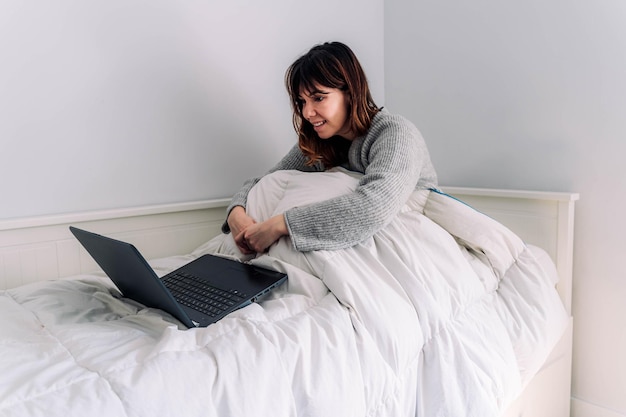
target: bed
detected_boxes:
[0,168,578,417]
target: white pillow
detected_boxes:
[246,168,361,222]
[424,190,525,278]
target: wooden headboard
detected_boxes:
[0,187,579,314]
[442,186,579,314]
[0,199,230,290]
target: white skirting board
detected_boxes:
[571,399,626,417]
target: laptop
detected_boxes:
[69,226,287,328]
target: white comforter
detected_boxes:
[0,169,568,417]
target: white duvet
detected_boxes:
[0,169,568,417]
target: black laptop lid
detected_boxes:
[69,226,192,325]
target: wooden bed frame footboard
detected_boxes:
[0,187,579,416]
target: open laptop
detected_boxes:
[69,226,287,328]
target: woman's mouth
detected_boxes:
[312,120,326,128]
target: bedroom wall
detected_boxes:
[384,1,626,416]
[0,0,384,221]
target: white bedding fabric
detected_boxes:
[0,169,568,417]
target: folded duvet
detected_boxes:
[0,168,568,417]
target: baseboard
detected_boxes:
[571,398,626,417]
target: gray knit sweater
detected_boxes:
[222,110,438,252]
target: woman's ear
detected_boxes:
[343,90,352,107]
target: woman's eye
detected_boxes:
[314,96,324,102]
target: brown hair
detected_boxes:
[285,42,379,168]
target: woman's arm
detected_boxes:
[285,117,436,251]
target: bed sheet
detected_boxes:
[0,169,568,417]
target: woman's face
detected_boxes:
[299,84,354,140]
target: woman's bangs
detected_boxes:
[301,54,344,92]
[297,64,324,94]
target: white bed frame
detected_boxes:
[0,187,579,417]
[443,187,579,417]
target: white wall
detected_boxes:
[385,0,626,416]
[0,0,384,220]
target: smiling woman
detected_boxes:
[222,41,438,254]
[286,41,379,166]
[298,87,353,140]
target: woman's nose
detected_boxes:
[303,102,315,118]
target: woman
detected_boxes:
[223,41,437,253]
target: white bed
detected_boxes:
[0,169,578,417]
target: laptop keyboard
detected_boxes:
[162,272,249,317]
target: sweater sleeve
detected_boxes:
[284,116,428,251]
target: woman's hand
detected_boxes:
[227,206,257,254]
[238,214,288,254]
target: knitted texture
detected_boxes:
[223,110,438,251]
